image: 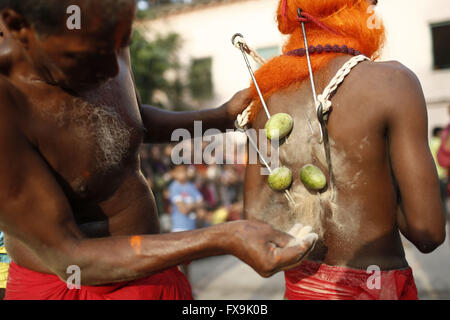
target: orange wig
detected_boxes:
[248,0,385,122]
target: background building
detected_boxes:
[139,0,450,133]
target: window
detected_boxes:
[256,46,281,61]
[253,46,281,69]
[431,21,450,70]
[188,57,213,101]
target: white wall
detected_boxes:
[143,0,450,133]
[141,0,282,107]
[377,0,450,132]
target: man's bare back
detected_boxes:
[245,55,446,270]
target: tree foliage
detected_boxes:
[130,29,186,110]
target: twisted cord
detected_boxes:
[317,55,370,114]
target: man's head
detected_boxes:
[0,0,136,91]
[277,0,381,36]
[246,0,385,122]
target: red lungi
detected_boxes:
[4,262,193,300]
[285,261,418,300]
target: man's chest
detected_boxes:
[22,74,145,202]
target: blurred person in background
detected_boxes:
[219,165,241,207]
[169,164,205,281]
[430,126,448,214]
[0,230,10,300]
[437,106,450,243]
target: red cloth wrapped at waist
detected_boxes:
[4,262,193,300]
[284,260,418,300]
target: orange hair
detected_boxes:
[248,0,385,122]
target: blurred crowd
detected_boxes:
[140,142,246,234]
[432,116,450,221]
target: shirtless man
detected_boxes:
[0,0,317,300]
[244,0,446,300]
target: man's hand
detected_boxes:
[221,89,253,125]
[224,220,317,278]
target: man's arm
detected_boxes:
[139,94,251,144]
[122,48,252,144]
[386,64,446,253]
[0,90,314,285]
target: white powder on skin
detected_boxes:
[39,94,132,173]
[268,103,364,243]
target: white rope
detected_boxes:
[237,55,370,131]
[237,104,252,129]
[233,35,268,66]
[316,55,370,115]
[233,50,369,207]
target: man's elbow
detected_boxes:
[410,228,446,253]
[39,242,88,283]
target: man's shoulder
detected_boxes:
[355,60,422,93]
[349,59,425,112]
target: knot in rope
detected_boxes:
[316,54,370,116]
[296,10,342,36]
[316,94,333,114]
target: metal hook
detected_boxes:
[232,33,271,120]
[231,33,244,46]
[297,8,304,18]
[234,120,247,133]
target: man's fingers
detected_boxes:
[266,225,318,275]
[273,234,317,270]
[275,234,318,272]
[270,229,296,248]
[271,225,316,248]
[297,226,313,239]
[287,223,304,237]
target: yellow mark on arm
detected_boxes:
[130,236,143,255]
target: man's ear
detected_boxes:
[1,9,31,46]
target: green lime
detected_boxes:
[264,113,294,140]
[268,167,293,191]
[300,164,327,191]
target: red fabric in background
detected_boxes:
[284,260,418,300]
[437,124,450,196]
[437,125,450,168]
[5,262,193,300]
